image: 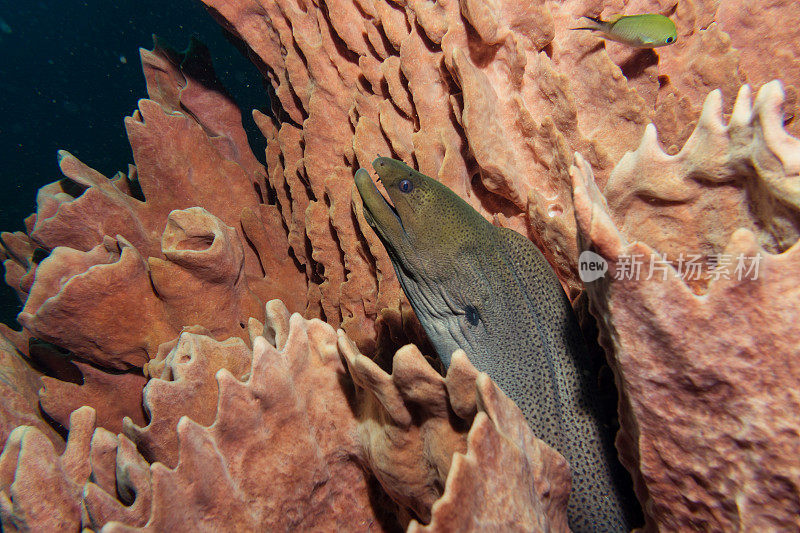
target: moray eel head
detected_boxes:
[354,156,495,364]
[355,157,483,267]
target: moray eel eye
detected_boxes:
[398,179,413,193]
[666,36,674,43]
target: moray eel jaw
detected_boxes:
[354,167,406,248]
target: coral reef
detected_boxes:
[0,0,799,530]
[201,0,798,295]
[604,80,800,291]
[1,40,306,439]
[0,407,95,530]
[571,81,800,530]
[0,305,569,531]
[0,329,64,451]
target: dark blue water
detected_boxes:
[0,0,268,327]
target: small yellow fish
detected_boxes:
[573,14,677,48]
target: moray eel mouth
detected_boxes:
[354,165,405,242]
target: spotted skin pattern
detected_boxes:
[355,157,633,532]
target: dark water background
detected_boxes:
[0,0,268,327]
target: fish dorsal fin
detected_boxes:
[574,14,622,32]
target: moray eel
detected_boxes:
[355,157,634,532]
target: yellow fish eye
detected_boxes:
[666,36,674,43]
